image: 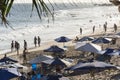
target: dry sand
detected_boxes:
[3,26,120,80]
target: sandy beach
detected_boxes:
[1,25,119,80]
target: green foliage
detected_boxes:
[0,0,54,27]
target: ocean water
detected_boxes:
[0,2,120,54]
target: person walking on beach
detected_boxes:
[93,26,95,33]
[23,49,27,63]
[15,41,20,55]
[38,36,41,47]
[103,24,107,33]
[80,28,82,35]
[34,36,37,47]
[114,23,117,33]
[105,21,107,26]
[11,40,14,52]
[24,40,27,50]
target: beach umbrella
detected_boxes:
[116,32,120,36]
[29,55,53,64]
[54,36,71,47]
[0,56,18,63]
[47,75,69,80]
[44,45,64,53]
[66,60,118,79]
[67,60,116,71]
[75,42,101,53]
[92,37,111,44]
[0,68,21,80]
[98,48,120,56]
[0,63,28,71]
[42,58,70,67]
[78,36,94,42]
[105,34,120,38]
[107,51,120,56]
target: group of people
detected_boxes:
[11,40,27,55]
[34,36,41,47]
[79,21,118,35]
[11,36,41,57]
[11,40,20,55]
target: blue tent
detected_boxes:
[78,36,94,42]
[0,69,19,80]
[44,45,64,53]
[92,37,111,44]
[0,56,18,63]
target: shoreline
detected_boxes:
[0,25,119,59]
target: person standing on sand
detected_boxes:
[93,26,95,33]
[103,24,107,33]
[11,40,14,52]
[15,41,20,55]
[24,40,27,50]
[80,28,82,35]
[23,49,27,63]
[114,23,117,33]
[105,21,107,26]
[38,36,41,47]
[34,36,37,47]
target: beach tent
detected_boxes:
[78,36,94,42]
[75,42,101,53]
[29,55,53,64]
[0,56,18,63]
[0,68,21,80]
[92,37,112,44]
[54,36,71,47]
